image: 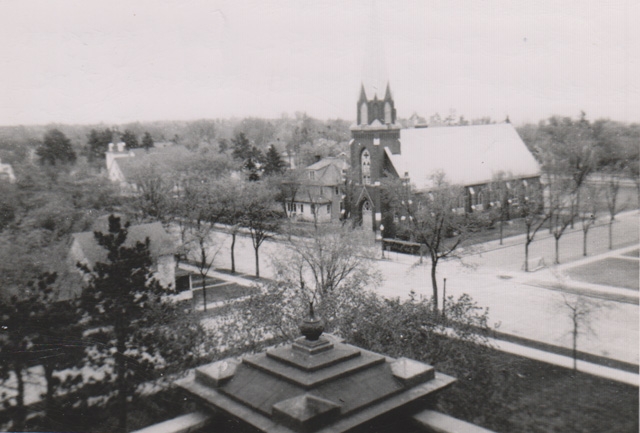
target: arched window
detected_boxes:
[361,149,371,185]
[360,102,368,125]
[384,102,392,124]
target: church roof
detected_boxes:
[386,123,540,189]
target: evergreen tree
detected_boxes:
[231,132,264,180]
[231,132,252,161]
[120,129,139,149]
[86,128,113,162]
[78,215,167,433]
[0,272,82,431]
[141,131,154,150]
[37,129,77,165]
[263,145,287,176]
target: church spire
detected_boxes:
[361,0,389,101]
[356,1,396,126]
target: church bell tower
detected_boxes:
[349,1,402,234]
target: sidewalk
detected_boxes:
[490,337,638,386]
[183,261,639,386]
[378,209,639,268]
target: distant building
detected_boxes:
[69,220,178,289]
[287,157,349,223]
[105,144,192,191]
[0,158,16,183]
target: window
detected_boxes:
[335,186,339,195]
[309,171,315,180]
[300,204,304,213]
[327,204,331,214]
[477,191,485,207]
[311,203,316,214]
[361,149,371,185]
[360,102,368,125]
[384,102,392,124]
[458,195,466,210]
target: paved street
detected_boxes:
[196,211,639,366]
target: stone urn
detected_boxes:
[299,302,324,341]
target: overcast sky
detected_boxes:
[1,0,638,126]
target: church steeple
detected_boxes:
[357,1,396,127]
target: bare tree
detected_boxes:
[559,294,599,371]
[521,182,550,272]
[385,172,481,311]
[538,113,599,228]
[239,182,280,277]
[130,164,175,222]
[548,173,577,264]
[218,179,245,274]
[274,223,381,315]
[603,165,626,250]
[579,183,600,256]
[181,177,227,311]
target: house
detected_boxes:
[69,220,178,289]
[349,80,541,234]
[0,158,16,183]
[106,144,193,191]
[287,157,349,223]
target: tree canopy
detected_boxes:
[120,129,139,149]
[37,129,77,166]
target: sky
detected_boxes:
[0,0,638,126]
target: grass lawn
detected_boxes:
[192,282,259,305]
[565,257,639,290]
[471,349,639,433]
[190,276,226,288]
[461,218,550,247]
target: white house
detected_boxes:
[69,220,178,289]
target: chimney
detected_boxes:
[108,142,114,152]
[117,142,125,152]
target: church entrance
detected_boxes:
[361,200,373,231]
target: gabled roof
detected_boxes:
[71,221,176,268]
[386,123,540,189]
[115,145,192,180]
[305,157,349,187]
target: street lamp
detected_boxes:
[380,224,385,259]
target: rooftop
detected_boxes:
[304,157,349,187]
[386,123,540,189]
[177,310,455,433]
[115,145,193,180]
[71,221,176,268]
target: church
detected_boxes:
[349,79,541,236]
